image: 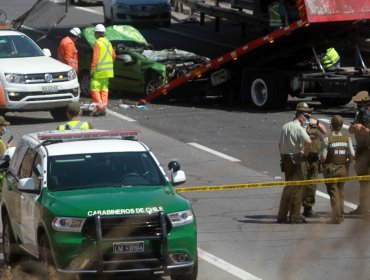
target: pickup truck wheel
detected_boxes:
[170,256,198,280]
[50,107,68,122]
[80,71,91,97]
[3,215,21,264]
[144,71,163,97]
[319,97,351,106]
[249,74,277,109]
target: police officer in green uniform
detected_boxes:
[57,103,93,130]
[277,102,312,224]
[320,115,355,224]
[302,107,327,218]
[348,91,370,216]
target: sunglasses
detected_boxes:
[302,113,311,118]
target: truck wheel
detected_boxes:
[249,74,277,109]
[50,107,68,122]
[80,71,91,97]
[319,97,351,106]
[2,215,21,264]
[144,71,163,97]
[170,256,198,280]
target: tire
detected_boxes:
[2,215,21,264]
[319,97,352,106]
[80,71,91,97]
[144,71,163,97]
[171,256,198,280]
[50,107,68,122]
[248,73,278,109]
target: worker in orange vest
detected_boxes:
[58,27,81,72]
[90,24,116,117]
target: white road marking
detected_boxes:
[106,108,136,122]
[74,6,103,15]
[198,248,262,280]
[188,142,241,162]
[316,190,357,209]
[318,118,349,129]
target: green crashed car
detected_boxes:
[78,25,209,97]
[1,130,197,279]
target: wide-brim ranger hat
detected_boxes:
[352,90,370,104]
[296,102,314,113]
[0,116,10,126]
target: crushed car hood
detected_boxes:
[141,49,208,62]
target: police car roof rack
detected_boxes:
[37,130,141,142]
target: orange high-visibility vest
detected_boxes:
[58,36,78,72]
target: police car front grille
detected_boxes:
[80,212,170,273]
[23,72,70,84]
[82,213,172,239]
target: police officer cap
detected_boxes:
[296,102,314,113]
[66,102,81,115]
[330,115,343,130]
[352,90,369,103]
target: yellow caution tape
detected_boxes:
[176,175,370,193]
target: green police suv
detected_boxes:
[1,130,197,279]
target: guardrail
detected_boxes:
[172,0,270,37]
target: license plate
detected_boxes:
[42,85,59,93]
[113,241,144,254]
[211,68,229,86]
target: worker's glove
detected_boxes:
[90,69,94,77]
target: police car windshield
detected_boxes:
[0,35,44,59]
[47,152,167,191]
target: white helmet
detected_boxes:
[94,24,106,33]
[69,27,81,37]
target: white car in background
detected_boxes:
[103,0,171,27]
[0,30,80,120]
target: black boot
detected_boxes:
[303,207,319,218]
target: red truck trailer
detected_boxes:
[146,0,370,109]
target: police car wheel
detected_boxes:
[2,215,21,264]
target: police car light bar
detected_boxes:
[37,130,141,141]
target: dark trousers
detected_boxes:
[278,155,307,221]
[323,165,347,222]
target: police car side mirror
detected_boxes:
[43,48,52,57]
[168,160,186,185]
[171,170,186,186]
[17,178,37,193]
